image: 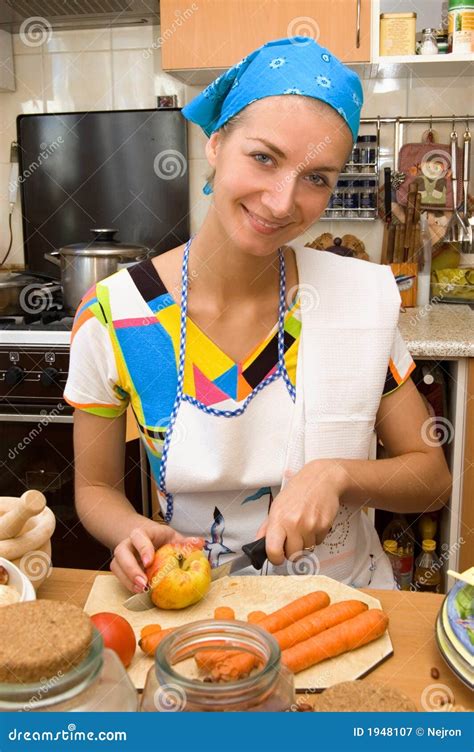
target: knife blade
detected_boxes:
[123,537,267,611]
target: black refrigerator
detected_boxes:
[17,108,189,276]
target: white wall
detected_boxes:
[0,24,470,267]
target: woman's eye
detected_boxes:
[307,173,328,187]
[252,153,272,165]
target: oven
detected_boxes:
[0,335,148,571]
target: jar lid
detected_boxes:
[422,539,437,551]
[380,12,417,18]
[0,600,93,683]
[383,540,398,554]
[448,0,474,10]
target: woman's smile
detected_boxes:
[241,204,291,235]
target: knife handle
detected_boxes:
[242,537,267,571]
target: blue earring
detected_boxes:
[202,181,213,195]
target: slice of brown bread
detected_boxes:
[312,680,417,712]
[0,600,93,683]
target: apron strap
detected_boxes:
[159,238,291,523]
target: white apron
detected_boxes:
[156,235,397,589]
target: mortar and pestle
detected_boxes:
[0,490,56,590]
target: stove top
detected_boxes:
[0,279,73,344]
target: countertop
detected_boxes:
[398,304,474,358]
[38,568,474,712]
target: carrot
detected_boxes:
[210,653,260,682]
[214,607,235,620]
[256,591,330,634]
[138,627,174,656]
[247,611,267,623]
[282,609,389,674]
[140,624,162,638]
[200,592,331,680]
[273,600,368,651]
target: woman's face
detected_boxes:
[205,95,353,255]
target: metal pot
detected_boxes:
[45,229,149,314]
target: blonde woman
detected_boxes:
[65,37,451,593]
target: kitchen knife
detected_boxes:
[123,537,267,612]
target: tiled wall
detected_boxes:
[0,24,470,267]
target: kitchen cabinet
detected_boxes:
[160,0,371,81]
[0,29,14,92]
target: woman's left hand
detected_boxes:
[255,459,348,566]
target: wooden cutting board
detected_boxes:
[84,574,393,692]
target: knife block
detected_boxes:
[390,263,418,307]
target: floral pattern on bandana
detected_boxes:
[181,35,364,195]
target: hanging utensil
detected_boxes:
[444,126,470,249]
[462,122,471,221]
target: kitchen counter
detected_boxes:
[398,303,474,358]
[38,568,473,712]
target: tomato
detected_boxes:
[90,612,136,668]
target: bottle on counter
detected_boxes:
[382,515,415,590]
[413,539,442,593]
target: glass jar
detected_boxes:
[343,180,359,217]
[141,619,295,712]
[420,28,439,55]
[0,630,138,712]
[357,136,377,172]
[330,181,344,217]
[359,180,377,217]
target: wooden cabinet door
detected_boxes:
[160,0,371,71]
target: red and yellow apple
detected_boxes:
[145,538,211,610]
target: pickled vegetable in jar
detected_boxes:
[141,619,295,712]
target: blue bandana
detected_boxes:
[181,36,363,195]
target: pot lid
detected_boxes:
[58,228,149,258]
[326,237,355,257]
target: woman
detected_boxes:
[64,37,451,594]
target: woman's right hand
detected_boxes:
[110,522,194,593]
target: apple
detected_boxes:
[145,538,211,610]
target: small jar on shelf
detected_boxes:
[359,180,377,217]
[343,180,359,217]
[357,135,377,172]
